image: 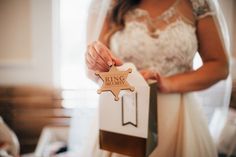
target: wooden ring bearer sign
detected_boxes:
[95,65,135,101]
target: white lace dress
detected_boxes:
[88,0,218,156]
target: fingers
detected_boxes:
[88,46,109,70]
[149,72,159,80]
[140,70,158,80]
[86,53,108,71]
[86,41,111,72]
[98,40,123,66]
[111,53,123,66]
[93,41,113,66]
[140,70,148,80]
[139,70,170,93]
[155,73,161,82]
[86,41,123,72]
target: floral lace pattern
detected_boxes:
[190,0,212,18]
[110,19,197,76]
[109,0,212,76]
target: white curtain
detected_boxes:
[59,0,96,154]
[59,0,112,154]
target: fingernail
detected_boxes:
[107,61,113,66]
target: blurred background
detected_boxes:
[0,0,235,157]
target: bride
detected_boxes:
[84,0,229,156]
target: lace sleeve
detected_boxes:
[190,0,214,20]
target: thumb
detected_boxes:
[149,72,160,81]
[111,54,123,66]
[113,58,123,66]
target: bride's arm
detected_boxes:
[164,16,229,93]
[85,15,122,82]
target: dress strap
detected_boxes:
[158,0,181,23]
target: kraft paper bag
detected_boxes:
[98,63,157,157]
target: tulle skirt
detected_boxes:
[83,92,218,157]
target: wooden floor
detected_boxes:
[0,85,72,154]
[0,81,236,154]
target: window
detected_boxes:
[59,0,98,108]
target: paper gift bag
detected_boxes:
[98,63,157,157]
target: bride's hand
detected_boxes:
[139,69,172,93]
[85,41,122,72]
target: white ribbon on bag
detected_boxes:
[121,92,138,127]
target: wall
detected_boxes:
[0,0,31,61]
[0,0,54,86]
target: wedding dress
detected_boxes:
[84,0,219,156]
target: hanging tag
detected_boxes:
[95,65,135,101]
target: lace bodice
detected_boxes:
[109,0,212,76]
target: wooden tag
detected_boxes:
[95,65,135,101]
